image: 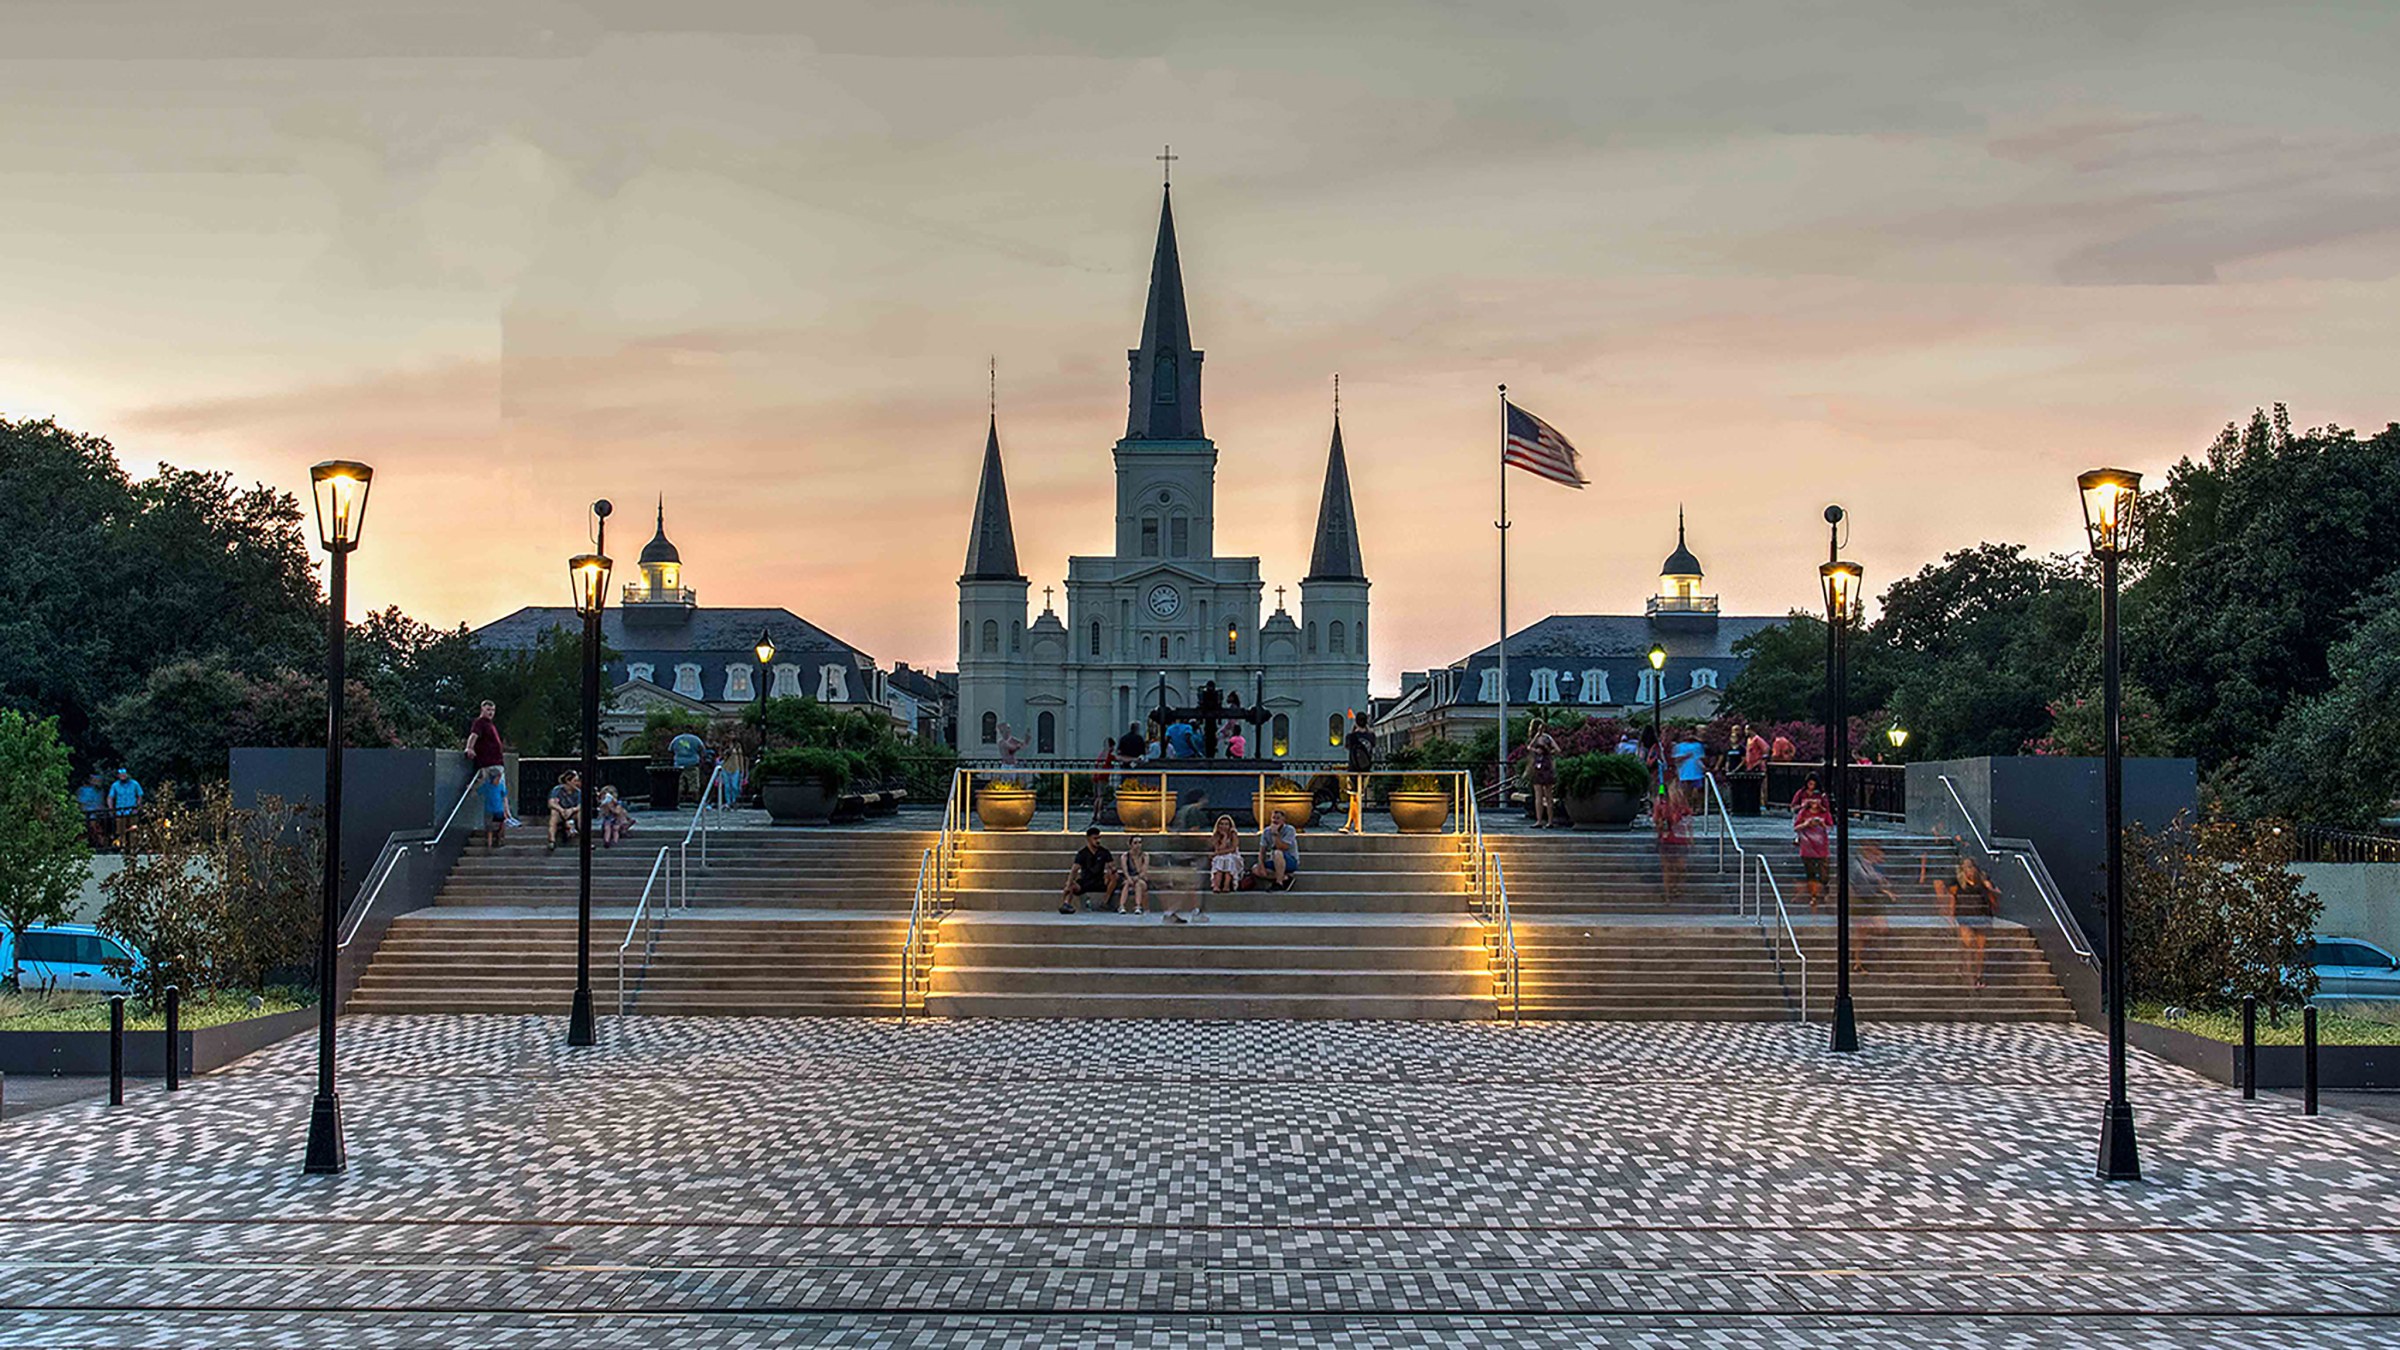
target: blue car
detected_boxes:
[2309,937,2400,1002]
[1,923,142,994]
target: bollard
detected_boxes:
[2303,1004,2319,1117]
[109,995,125,1106]
[2241,996,2256,1101]
[165,986,182,1091]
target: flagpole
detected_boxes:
[1496,384,1510,806]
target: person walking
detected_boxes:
[1339,711,1376,834]
[1525,718,1562,829]
[1791,775,1832,911]
[1090,739,1118,825]
[1672,730,1707,810]
[464,699,509,849]
[1769,730,1796,762]
[1225,725,1247,759]
[1116,723,1148,766]
[76,771,110,849]
[1743,727,1769,773]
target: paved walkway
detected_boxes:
[3,1016,2390,1347]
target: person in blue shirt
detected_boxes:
[106,768,145,851]
[1672,735,1707,810]
[1164,718,1199,759]
[76,771,108,848]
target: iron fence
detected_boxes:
[2293,824,2400,865]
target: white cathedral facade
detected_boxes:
[955,184,1371,763]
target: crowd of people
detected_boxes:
[72,766,146,851]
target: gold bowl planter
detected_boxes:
[1114,783,1172,832]
[1386,789,1453,834]
[973,783,1038,831]
[1252,788,1318,831]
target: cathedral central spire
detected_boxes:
[1125,184,1206,440]
[961,415,1023,581]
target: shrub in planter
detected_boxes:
[756,747,851,825]
[1387,773,1454,834]
[1556,753,1649,827]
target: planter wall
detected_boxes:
[760,779,836,825]
[0,1005,316,1078]
[1115,790,1171,832]
[1564,786,1640,828]
[2127,1018,2400,1090]
[1388,791,1454,834]
[973,786,1038,831]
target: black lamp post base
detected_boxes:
[1830,995,1859,1053]
[2097,1100,2141,1181]
[302,1092,346,1175]
[567,986,596,1047]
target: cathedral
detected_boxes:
[955,183,1371,763]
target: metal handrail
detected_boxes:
[337,781,481,950]
[1701,772,1748,885]
[1491,857,1520,1026]
[337,841,412,949]
[1935,774,2096,966]
[614,845,674,1014]
[1751,853,1808,1020]
[675,761,726,910]
[900,846,939,1021]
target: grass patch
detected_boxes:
[2135,999,2400,1046]
[0,987,312,1032]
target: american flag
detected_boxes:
[1504,402,1588,488]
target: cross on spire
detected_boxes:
[1157,143,1178,186]
[1275,585,1287,610]
[1333,371,1340,417]
[988,356,996,418]
[1042,584,1055,611]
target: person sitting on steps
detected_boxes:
[1208,815,1244,893]
[1059,825,1121,914]
[1250,808,1300,891]
[545,770,581,853]
[1119,834,1152,913]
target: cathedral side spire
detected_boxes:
[1124,183,1206,440]
[1305,411,1366,582]
[961,416,1024,581]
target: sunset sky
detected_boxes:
[4,1,2395,690]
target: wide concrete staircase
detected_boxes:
[922,831,1496,1019]
[1497,829,2074,1022]
[347,829,932,1017]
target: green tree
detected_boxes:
[2123,814,2320,1020]
[0,711,94,990]
[2128,407,2400,776]
[1879,543,2094,759]
[101,658,400,786]
[2226,570,2400,826]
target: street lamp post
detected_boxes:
[752,629,777,794]
[1645,644,1667,796]
[2081,466,2144,1183]
[1821,548,1864,1054]
[567,549,612,1048]
[304,460,372,1175]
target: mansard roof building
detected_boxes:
[1378,515,1782,747]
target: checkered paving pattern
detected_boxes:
[1,1016,2393,1347]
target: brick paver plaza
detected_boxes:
[4,1015,2394,1346]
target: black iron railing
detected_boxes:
[2293,824,2400,865]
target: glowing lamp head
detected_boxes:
[569,553,612,617]
[1820,559,1864,625]
[2078,467,2142,557]
[308,461,373,550]
[754,629,777,667]
[1646,644,1667,672]
[1887,726,1909,750]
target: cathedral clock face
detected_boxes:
[1146,583,1182,619]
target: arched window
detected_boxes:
[1159,635,1170,659]
[1690,667,1720,690]
[981,619,999,654]
[1527,668,1560,703]
[1226,623,1238,655]
[1329,621,1347,655]
[1140,516,1160,557]
[1010,620,1022,653]
[960,620,968,655]
[1477,668,1503,703]
[980,711,998,744]
[1271,713,1290,757]
[1090,620,1103,656]
[1328,713,1345,748]
[1170,515,1190,556]
[1307,623,1319,654]
[1579,669,1609,704]
[1358,620,1366,656]
[1036,711,1056,754]
[626,662,655,685]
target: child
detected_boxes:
[1121,835,1152,914]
